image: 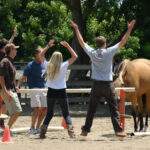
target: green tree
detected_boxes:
[0,0,72,61]
[0,0,147,63]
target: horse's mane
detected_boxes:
[118,59,130,85]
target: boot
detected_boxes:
[80,125,89,136]
[40,125,48,139]
[115,131,126,137]
[80,130,88,136]
[67,125,75,138]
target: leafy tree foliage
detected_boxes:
[0,0,149,63]
[0,0,72,61]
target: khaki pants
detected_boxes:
[0,90,22,116]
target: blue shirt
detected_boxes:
[83,43,119,81]
[23,60,47,89]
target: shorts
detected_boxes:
[29,92,47,108]
[0,90,22,116]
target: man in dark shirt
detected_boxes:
[0,43,22,132]
[0,26,17,61]
[0,27,17,127]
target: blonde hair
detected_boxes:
[46,51,63,82]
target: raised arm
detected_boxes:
[60,41,78,66]
[71,21,85,48]
[9,26,17,43]
[39,39,55,59]
[118,20,136,49]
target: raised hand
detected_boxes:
[70,20,78,30]
[128,20,136,30]
[48,39,55,47]
[60,41,69,48]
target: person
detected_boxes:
[0,26,17,60]
[0,43,22,135]
[71,19,136,137]
[17,40,54,134]
[40,41,78,139]
[112,54,123,81]
[0,26,17,127]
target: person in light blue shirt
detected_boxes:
[17,40,55,134]
[71,20,136,137]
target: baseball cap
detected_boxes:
[5,43,20,54]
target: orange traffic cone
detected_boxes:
[61,118,67,129]
[1,126,13,143]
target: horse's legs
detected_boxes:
[144,115,149,132]
[138,112,144,131]
[131,100,138,132]
[142,94,148,131]
[144,92,150,131]
[137,96,144,131]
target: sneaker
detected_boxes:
[10,130,15,137]
[0,130,15,137]
[115,131,126,137]
[67,125,75,138]
[0,131,4,137]
[80,130,88,136]
[29,128,37,134]
[36,128,41,134]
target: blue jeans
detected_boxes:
[43,88,72,126]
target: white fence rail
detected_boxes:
[18,87,136,94]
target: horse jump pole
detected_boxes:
[18,87,136,94]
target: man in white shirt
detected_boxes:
[71,19,136,137]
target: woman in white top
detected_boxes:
[40,41,78,138]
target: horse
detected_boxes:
[114,58,150,132]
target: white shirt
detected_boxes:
[46,61,69,89]
[83,43,119,81]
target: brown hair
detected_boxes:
[34,48,42,55]
[95,36,106,48]
[0,38,9,50]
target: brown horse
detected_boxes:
[114,59,150,132]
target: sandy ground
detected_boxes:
[0,102,150,150]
